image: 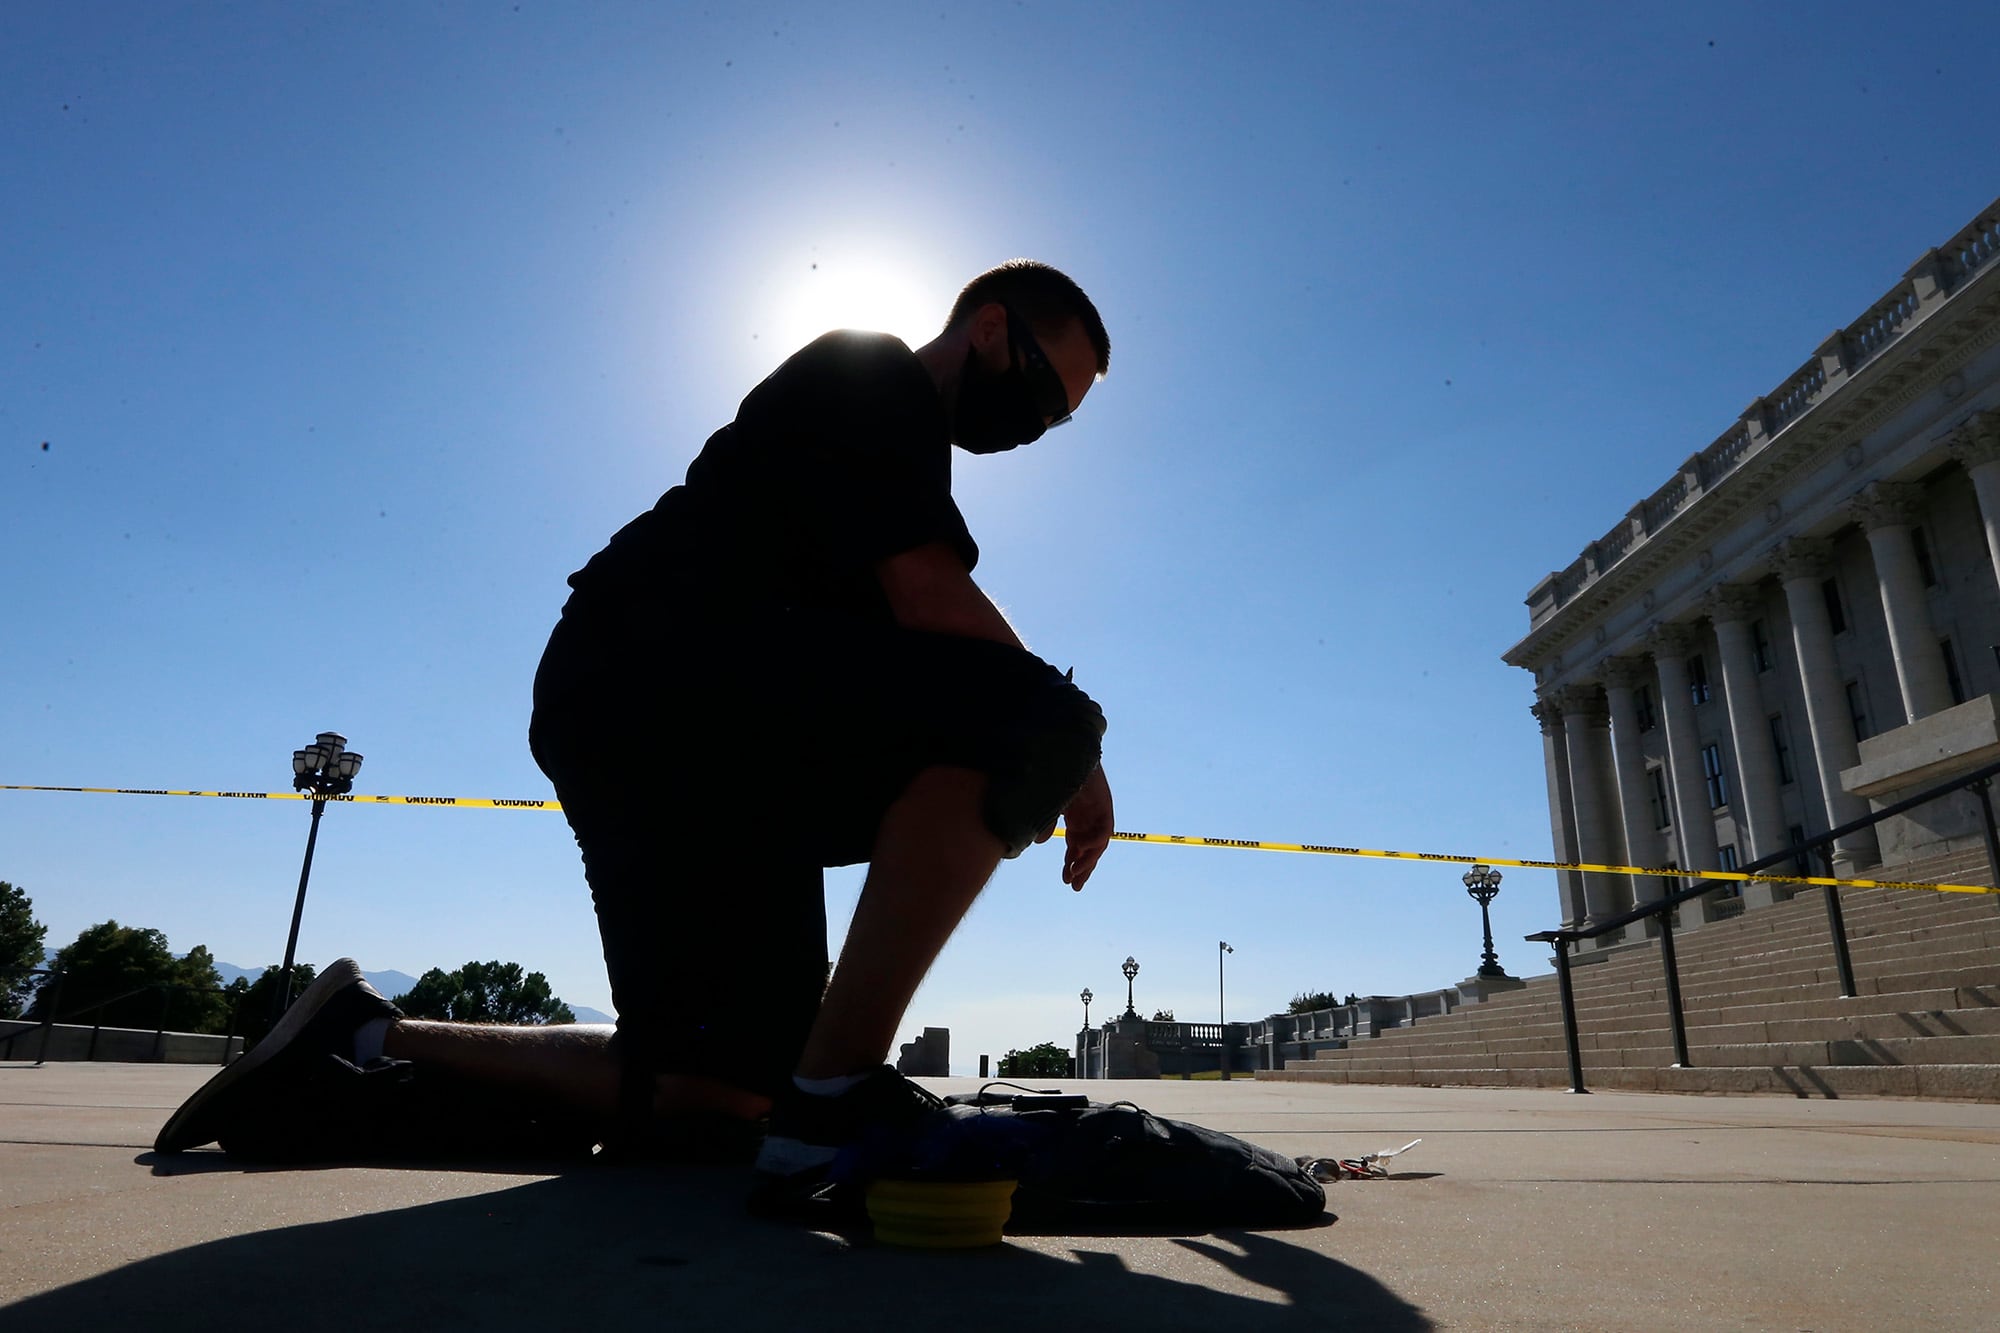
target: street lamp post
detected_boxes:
[1463,864,1508,979]
[273,732,363,1028]
[1080,987,1093,1029]
[1218,941,1234,1080]
[1121,955,1140,1019]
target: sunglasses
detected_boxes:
[1006,308,1075,429]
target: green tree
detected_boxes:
[166,945,230,1033]
[32,921,229,1031]
[1150,1008,1175,1022]
[227,963,319,1049]
[392,960,574,1025]
[1288,990,1342,1014]
[0,881,48,1020]
[998,1041,1070,1077]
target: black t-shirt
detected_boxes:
[564,331,978,623]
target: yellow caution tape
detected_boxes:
[1091,829,1998,895]
[0,784,554,810]
[3,783,1992,895]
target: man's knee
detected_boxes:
[982,676,1106,858]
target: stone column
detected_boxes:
[1948,410,2000,599]
[1851,480,1953,724]
[1599,655,1668,903]
[1555,683,1625,925]
[1533,697,1587,929]
[1646,622,1720,926]
[1705,582,1792,906]
[1773,536,1878,868]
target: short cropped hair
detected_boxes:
[945,260,1110,376]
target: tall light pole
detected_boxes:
[273,732,363,1028]
[1121,955,1140,1019]
[1463,864,1509,979]
[1218,941,1235,1080]
[1080,987,1093,1029]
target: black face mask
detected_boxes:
[952,344,1048,455]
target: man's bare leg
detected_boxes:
[355,764,989,1151]
[383,1021,772,1122]
[794,764,1004,1079]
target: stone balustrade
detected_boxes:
[1766,355,1829,435]
[1078,985,1494,1077]
[1640,472,1691,536]
[1846,279,1922,365]
[1696,421,1754,489]
[1945,203,2000,278]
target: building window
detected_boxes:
[1846,680,1871,741]
[1822,579,1847,634]
[1788,823,1811,876]
[1634,683,1656,732]
[1648,765,1672,830]
[1942,638,1966,706]
[1913,527,1939,587]
[1688,654,1711,706]
[1769,713,1795,784]
[1713,843,1742,902]
[1701,742,1728,809]
[1751,619,1773,672]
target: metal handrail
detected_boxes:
[1527,755,2000,1093]
[0,967,249,1068]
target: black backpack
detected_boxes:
[834,1088,1330,1232]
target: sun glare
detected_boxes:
[766,252,944,354]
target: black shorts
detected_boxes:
[528,600,1101,1098]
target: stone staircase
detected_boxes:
[1262,854,2000,1100]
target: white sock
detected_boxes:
[352,1017,393,1064]
[792,1071,868,1097]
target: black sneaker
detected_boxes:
[154,958,401,1155]
[748,1067,946,1218]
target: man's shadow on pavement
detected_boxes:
[14,1157,1432,1332]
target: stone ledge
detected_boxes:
[0,1020,243,1065]
[1840,693,2000,798]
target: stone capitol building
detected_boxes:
[1505,195,2000,949]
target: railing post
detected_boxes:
[222,991,242,1066]
[36,971,63,1066]
[1972,780,2000,915]
[87,1010,104,1062]
[1817,847,1858,998]
[1656,909,1691,1068]
[152,985,170,1062]
[1551,937,1588,1094]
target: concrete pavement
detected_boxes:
[3,1063,1997,1331]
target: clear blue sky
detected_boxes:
[5,3,1995,1070]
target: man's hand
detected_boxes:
[1054,764,1113,891]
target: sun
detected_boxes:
[766,251,946,354]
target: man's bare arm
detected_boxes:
[875,541,1026,645]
